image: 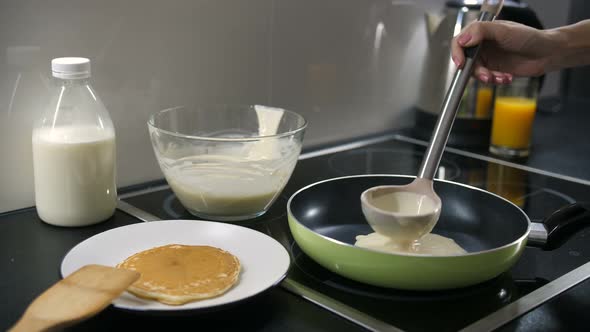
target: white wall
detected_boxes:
[1,0,572,213]
[526,0,572,97]
[0,0,428,212]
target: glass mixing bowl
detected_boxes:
[148,105,307,221]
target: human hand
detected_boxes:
[451,20,558,84]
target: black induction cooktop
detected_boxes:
[121,134,590,332]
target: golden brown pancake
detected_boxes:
[116,244,240,305]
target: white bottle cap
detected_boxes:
[51,57,91,79]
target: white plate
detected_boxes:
[61,220,290,311]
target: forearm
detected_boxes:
[546,19,590,72]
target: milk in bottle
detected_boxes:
[32,57,116,226]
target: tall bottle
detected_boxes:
[32,57,116,226]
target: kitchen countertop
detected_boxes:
[405,97,590,183]
[475,97,590,182]
[2,98,590,331]
[526,98,590,181]
[0,208,364,332]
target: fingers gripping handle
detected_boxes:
[463,0,504,59]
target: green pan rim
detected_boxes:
[287,174,531,258]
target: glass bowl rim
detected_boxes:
[147,105,307,142]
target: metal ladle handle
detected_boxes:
[417,0,504,180]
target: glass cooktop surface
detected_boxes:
[123,136,590,331]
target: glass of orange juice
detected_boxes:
[489,77,539,158]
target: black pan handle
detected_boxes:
[540,202,590,251]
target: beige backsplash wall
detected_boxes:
[0,0,430,212]
[3,0,569,213]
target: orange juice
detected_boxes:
[475,87,493,118]
[491,97,537,149]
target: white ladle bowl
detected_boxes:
[361,178,441,244]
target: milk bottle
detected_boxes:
[32,58,116,226]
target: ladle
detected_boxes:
[361,0,505,244]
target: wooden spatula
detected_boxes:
[9,264,140,332]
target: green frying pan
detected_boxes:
[287,174,589,290]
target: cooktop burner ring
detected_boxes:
[118,134,590,331]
